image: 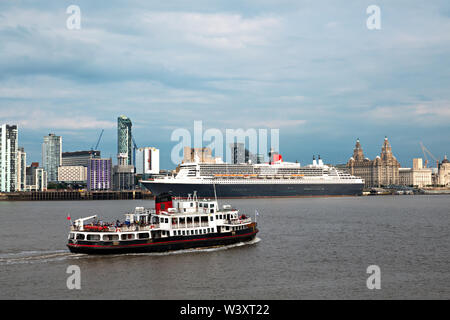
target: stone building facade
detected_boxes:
[347,137,400,187]
[438,156,450,186]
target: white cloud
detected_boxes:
[1,109,115,130]
[142,12,281,49]
[365,101,450,124]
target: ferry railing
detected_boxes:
[70,223,161,232]
[226,218,252,225]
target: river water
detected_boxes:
[0,195,448,299]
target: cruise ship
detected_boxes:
[141,154,364,198]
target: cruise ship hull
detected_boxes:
[141,181,364,198]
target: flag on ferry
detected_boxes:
[67,214,71,220]
[255,210,260,216]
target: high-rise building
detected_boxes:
[117,115,133,166]
[16,147,27,191]
[0,124,18,192]
[87,158,112,191]
[136,147,160,175]
[229,143,256,164]
[42,133,62,182]
[26,163,47,191]
[113,153,135,191]
[62,150,100,167]
[347,137,400,187]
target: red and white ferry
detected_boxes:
[67,192,258,254]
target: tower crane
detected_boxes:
[91,129,104,151]
[419,142,439,168]
[132,136,138,167]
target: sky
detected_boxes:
[1,0,449,169]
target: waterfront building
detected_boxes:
[26,163,47,191]
[113,165,135,191]
[399,158,432,188]
[62,150,100,167]
[438,155,450,186]
[0,124,18,192]
[136,147,160,175]
[256,154,265,164]
[42,133,62,182]
[58,166,87,183]
[87,158,112,191]
[347,137,400,187]
[112,153,135,190]
[183,147,216,164]
[16,147,27,191]
[230,142,256,164]
[117,115,133,166]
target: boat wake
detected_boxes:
[122,236,262,257]
[0,237,261,265]
[0,250,83,265]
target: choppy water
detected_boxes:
[0,195,448,299]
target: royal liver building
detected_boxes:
[347,137,400,187]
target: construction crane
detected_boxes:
[419,142,439,168]
[132,136,138,167]
[91,129,104,151]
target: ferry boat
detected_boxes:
[141,155,364,198]
[67,193,258,254]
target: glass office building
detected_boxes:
[42,133,62,182]
[117,115,133,166]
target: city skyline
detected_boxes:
[8,120,449,170]
[1,1,450,169]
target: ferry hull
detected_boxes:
[141,181,364,198]
[67,228,258,255]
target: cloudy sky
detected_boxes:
[1,0,449,169]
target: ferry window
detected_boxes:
[87,234,100,241]
[210,216,213,221]
[121,234,135,240]
[69,233,75,239]
[183,231,186,235]
[210,209,214,213]
[103,234,119,241]
[210,204,214,208]
[138,233,149,239]
[76,234,85,240]
[199,203,202,207]
[190,202,193,207]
